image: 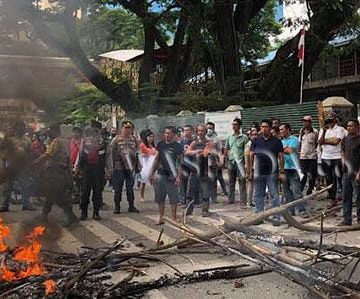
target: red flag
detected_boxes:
[297,26,305,67]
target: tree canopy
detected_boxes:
[0,0,360,117]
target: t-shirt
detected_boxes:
[342,135,360,175]
[180,139,194,173]
[156,141,183,178]
[250,135,283,175]
[225,133,248,163]
[299,128,318,160]
[282,135,299,170]
[319,125,347,160]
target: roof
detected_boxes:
[322,96,354,107]
[99,49,144,62]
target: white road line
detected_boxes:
[56,228,84,254]
[145,215,205,235]
[79,220,139,252]
[113,217,175,244]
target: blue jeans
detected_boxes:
[253,173,280,214]
[284,169,306,215]
[342,173,360,224]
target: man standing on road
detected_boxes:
[319,113,347,208]
[206,122,228,202]
[78,127,106,221]
[339,119,360,226]
[180,125,195,208]
[186,125,215,217]
[299,115,318,195]
[225,118,248,205]
[150,126,182,225]
[280,123,308,218]
[249,119,285,225]
[107,120,140,214]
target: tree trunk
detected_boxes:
[138,25,155,87]
[213,0,241,95]
[32,9,135,110]
[258,0,359,103]
[159,11,191,98]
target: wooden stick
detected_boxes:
[282,210,360,233]
[64,239,125,291]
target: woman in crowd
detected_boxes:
[139,129,157,201]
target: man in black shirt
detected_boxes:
[150,126,182,224]
[340,119,360,225]
[248,119,285,225]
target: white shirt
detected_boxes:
[318,124,347,160]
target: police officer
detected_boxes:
[78,127,106,221]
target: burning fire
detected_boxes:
[0,217,10,252]
[0,218,46,281]
[44,279,56,295]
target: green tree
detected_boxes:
[78,7,145,57]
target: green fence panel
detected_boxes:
[241,102,319,132]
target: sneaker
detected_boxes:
[80,212,87,221]
[113,209,120,214]
[0,207,9,212]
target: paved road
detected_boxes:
[1,186,318,298]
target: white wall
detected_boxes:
[205,111,242,140]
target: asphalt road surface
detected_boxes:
[0,184,335,298]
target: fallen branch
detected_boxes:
[223,223,360,257]
[107,264,268,298]
[282,211,360,233]
[64,239,126,291]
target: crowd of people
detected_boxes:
[0,112,359,227]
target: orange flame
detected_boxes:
[44,279,56,295]
[0,224,46,281]
[0,217,10,252]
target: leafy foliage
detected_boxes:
[78,7,145,57]
[61,83,112,125]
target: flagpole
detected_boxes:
[300,55,304,104]
[299,27,305,104]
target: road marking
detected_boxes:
[79,220,139,252]
[113,217,175,244]
[56,228,84,254]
